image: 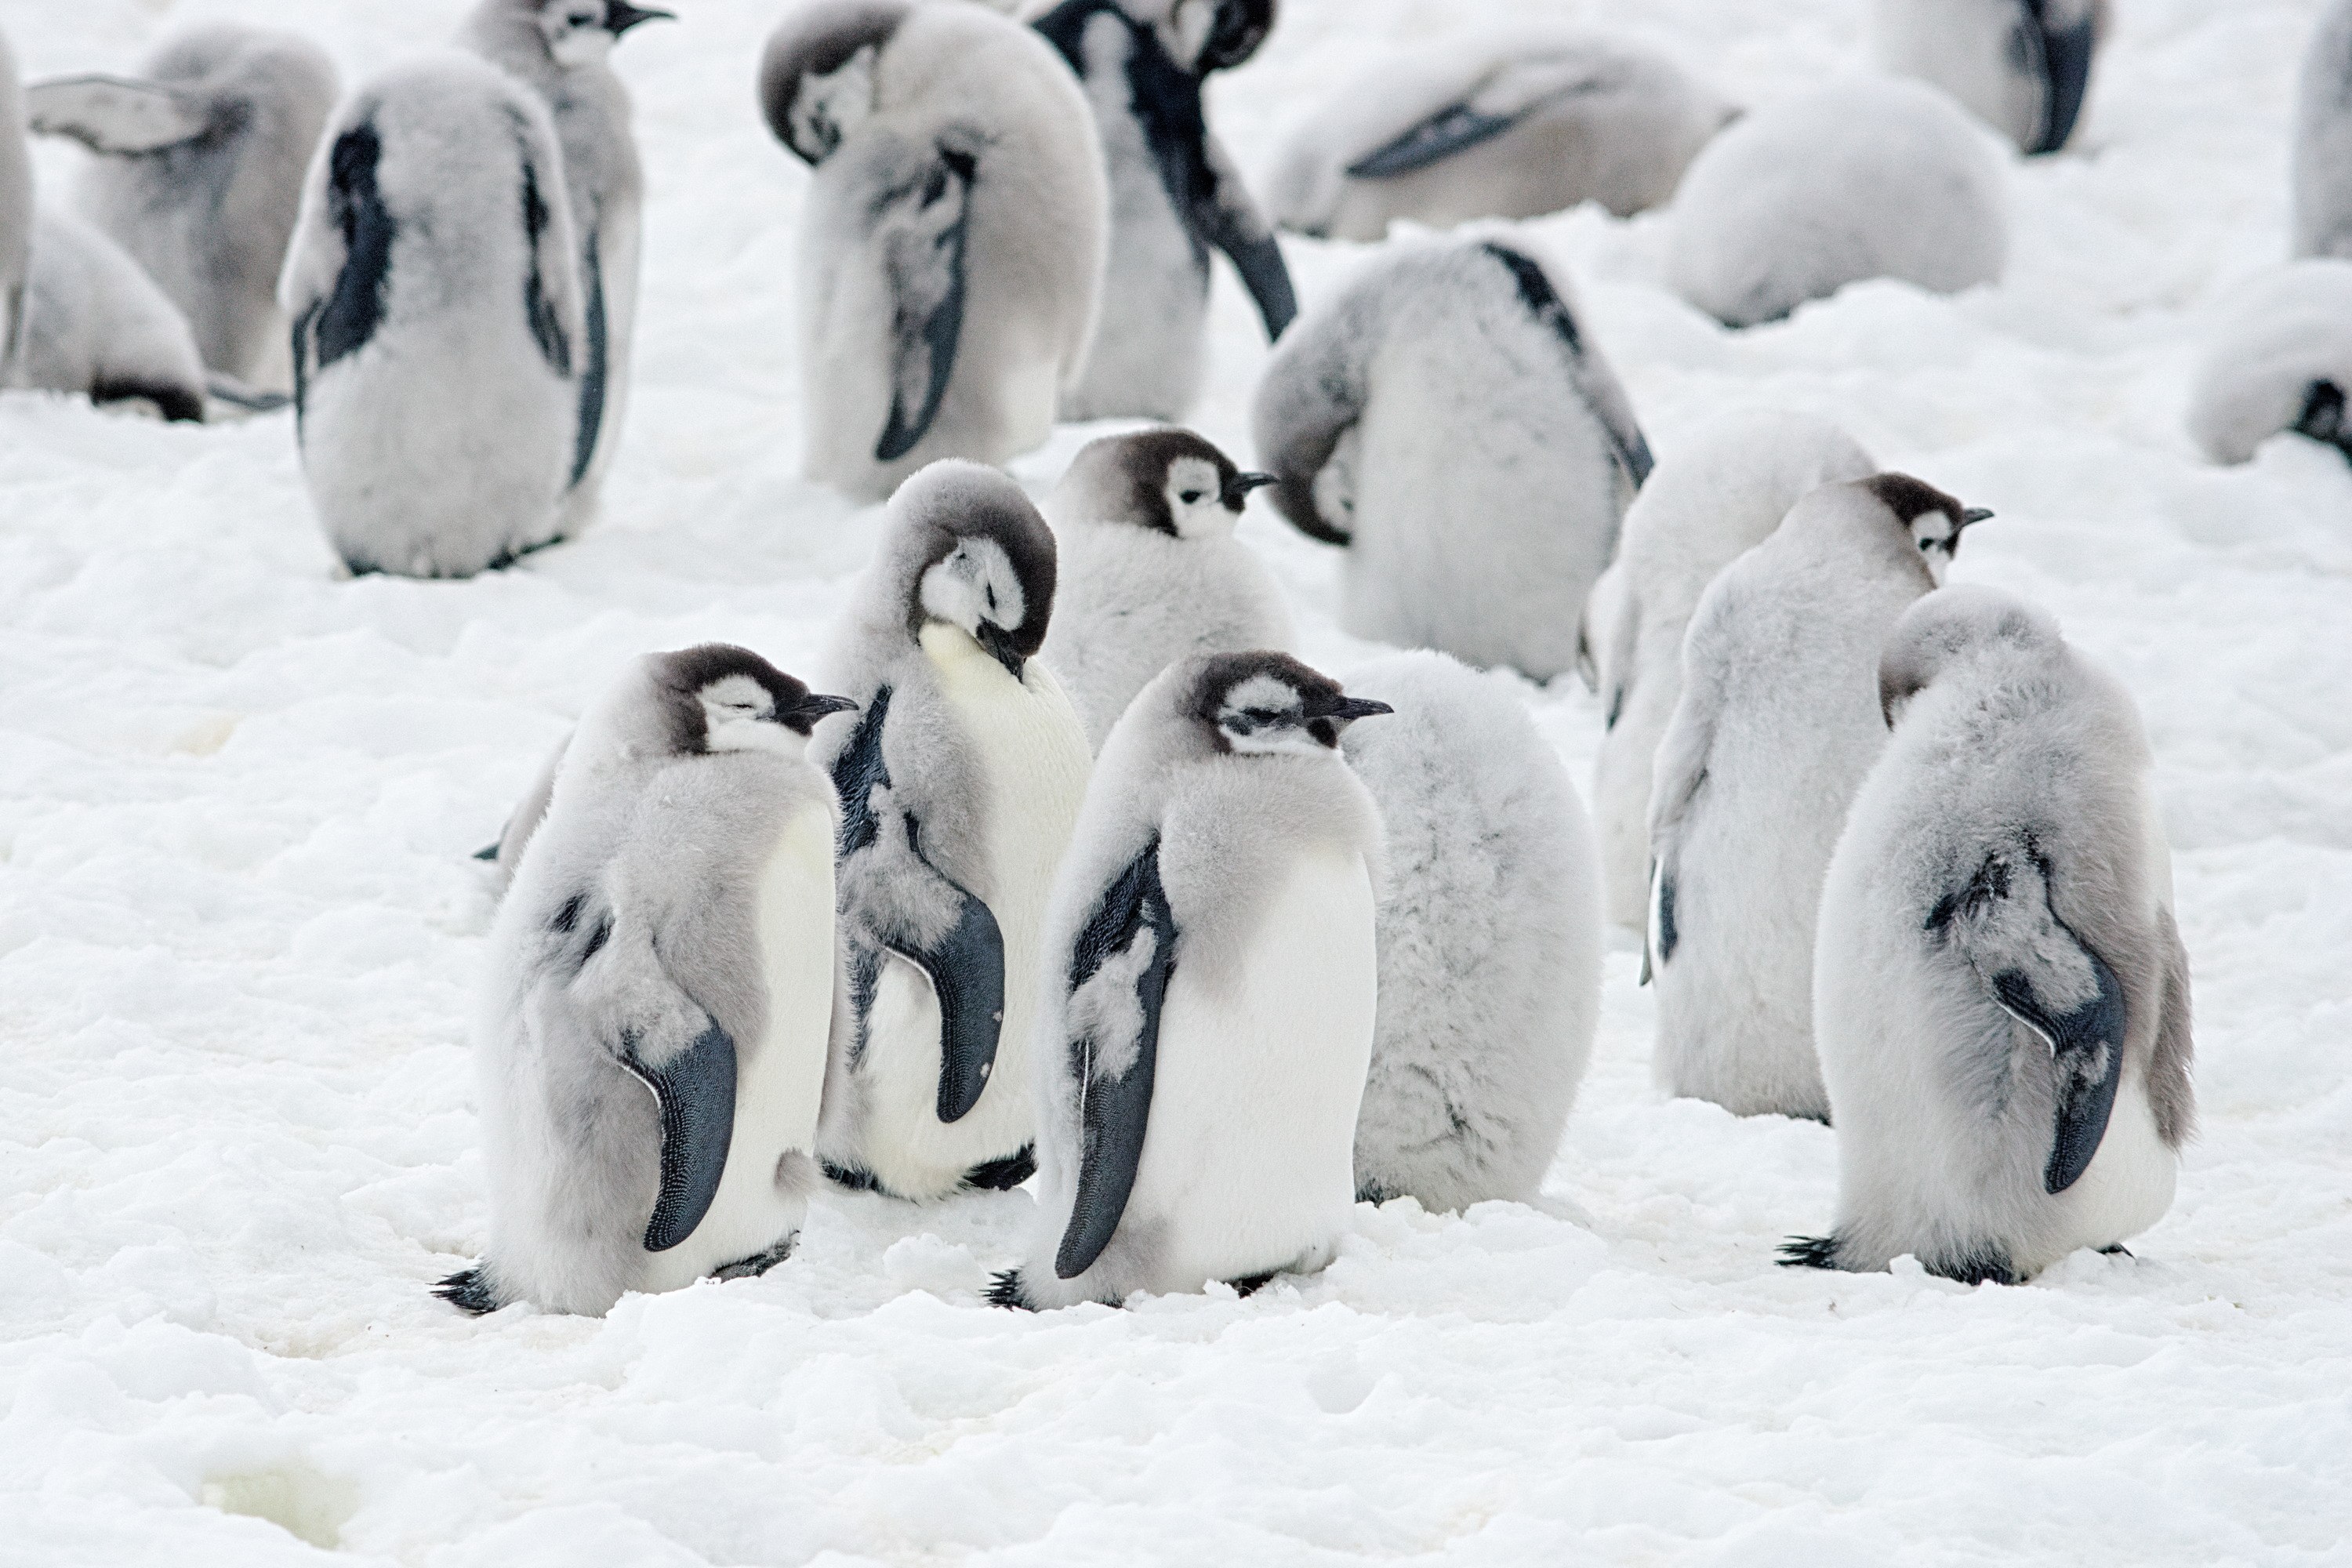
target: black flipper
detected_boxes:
[24,75,213,154]
[1479,241,1653,487]
[315,121,394,370]
[875,145,975,463]
[517,154,572,376]
[2024,0,2098,155]
[623,1021,739,1252]
[883,888,1007,1125]
[1992,951,2128,1196]
[1054,838,1178,1282]
[1346,101,1522,178]
[570,229,608,488]
[1206,216,1296,343]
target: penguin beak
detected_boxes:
[1958,507,1994,528]
[975,622,1028,682]
[780,693,858,733]
[606,1,675,35]
[1313,696,1393,724]
[1224,471,1279,509]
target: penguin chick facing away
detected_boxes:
[460,0,672,531]
[991,651,1390,1308]
[1581,409,1875,930]
[2186,260,2352,467]
[1040,425,1293,748]
[440,645,857,1317]
[0,27,30,372]
[1791,586,2194,1284]
[1253,234,1651,681]
[27,24,338,388]
[281,52,586,578]
[1647,474,1989,1121]
[1873,0,2106,156]
[1342,652,1599,1214]
[1668,77,2006,329]
[2298,0,2352,261]
[760,0,1109,501]
[1033,0,1294,422]
[8,205,208,423]
[1267,27,1733,244]
[811,460,1094,1200]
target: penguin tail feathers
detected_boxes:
[1777,1235,1842,1270]
[434,1265,503,1315]
[984,1269,1038,1312]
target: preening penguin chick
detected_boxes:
[1668,78,2007,329]
[760,0,1109,499]
[811,460,1094,1200]
[0,28,29,373]
[1253,234,1651,681]
[440,645,856,1317]
[27,24,338,388]
[1582,410,1875,929]
[281,52,586,578]
[1873,0,2106,155]
[2298,1,2352,260]
[8,206,208,423]
[1039,426,1294,747]
[1791,586,2194,1284]
[2187,260,2352,467]
[1647,474,1989,1121]
[1034,0,1294,421]
[1267,27,1733,243]
[1341,652,1599,1214]
[991,652,1389,1308]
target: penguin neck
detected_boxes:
[920,619,1029,696]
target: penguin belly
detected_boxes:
[639,805,835,1290]
[2028,1066,2176,1275]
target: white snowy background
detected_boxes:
[4,0,2350,1562]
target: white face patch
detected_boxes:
[1218,673,1321,755]
[918,536,1028,638]
[543,2,614,66]
[1160,0,1215,71]
[792,46,877,162]
[1312,427,1360,529]
[1162,456,1233,540]
[1911,509,1959,586]
[698,673,797,754]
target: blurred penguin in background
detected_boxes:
[2296,0,2352,261]
[9,207,209,423]
[2187,260,2352,466]
[0,27,30,373]
[1873,0,2105,155]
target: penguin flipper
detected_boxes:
[875,143,976,463]
[1345,101,1522,179]
[1476,241,1653,488]
[1348,53,1621,179]
[1198,132,1298,340]
[1055,839,1178,1282]
[25,76,213,154]
[881,884,1007,1125]
[622,1019,739,1252]
[2024,5,2100,154]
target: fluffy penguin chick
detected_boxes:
[1668,78,2007,328]
[1791,586,2194,1283]
[441,645,856,1317]
[1341,652,1599,1213]
[9,207,207,423]
[1034,0,1294,422]
[281,52,586,578]
[2187,260,2352,466]
[760,0,1109,500]
[28,24,337,387]
[992,651,1390,1308]
[1582,409,1875,928]
[1253,234,1651,681]
[811,460,1094,1200]
[1267,27,1733,243]
[0,28,29,370]
[1039,426,1294,747]
[2299,1,2352,260]
[1648,474,1990,1120]
[1873,0,2105,155]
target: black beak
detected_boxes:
[1316,696,1393,724]
[606,1,675,34]
[1223,471,1279,509]
[1959,507,1994,527]
[975,622,1027,682]
[782,693,858,733]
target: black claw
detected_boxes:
[434,1265,501,1315]
[984,1268,1036,1310]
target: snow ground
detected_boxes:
[4,0,2351,1562]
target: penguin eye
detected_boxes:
[1179,489,1205,505]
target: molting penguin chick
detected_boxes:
[1033,0,1293,421]
[1039,426,1293,747]
[1791,586,2194,1284]
[27,24,339,388]
[1873,0,2106,155]
[440,644,856,1317]
[811,459,1094,1200]
[1647,474,1988,1121]
[1668,77,2007,328]
[991,651,1389,1308]
[1267,27,1733,243]
[0,27,29,372]
[1581,409,1876,929]
[2297,1,2352,260]
[1341,651,1599,1214]
[281,52,586,578]
[760,0,1109,499]
[2187,260,2352,467]
[9,206,208,423]
[1253,234,1651,680]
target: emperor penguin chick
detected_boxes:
[1790,586,2194,1284]
[9,205,208,422]
[1341,652,1599,1213]
[1581,409,1876,928]
[1647,474,1989,1120]
[2187,260,2352,466]
[1873,0,2106,155]
[811,460,1094,1200]
[440,645,856,1316]
[760,0,1109,499]
[992,652,1390,1308]
[1039,426,1294,747]
[1253,234,1652,681]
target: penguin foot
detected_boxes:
[962,1147,1036,1191]
[2098,1243,2134,1258]
[984,1269,1037,1311]
[822,1161,881,1192]
[1777,1235,1842,1270]
[434,1265,502,1315]
[1356,1179,1397,1205]
[713,1236,796,1282]
[1229,1271,1276,1298]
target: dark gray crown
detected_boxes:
[758,0,909,162]
[652,644,855,749]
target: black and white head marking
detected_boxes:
[535,0,675,67]
[1860,470,1991,585]
[758,0,908,164]
[1076,426,1275,539]
[650,644,856,755]
[1163,0,1276,74]
[1188,651,1392,755]
[902,474,1061,679]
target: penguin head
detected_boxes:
[1860,472,1991,586]
[649,644,858,755]
[1876,586,2063,728]
[760,0,908,164]
[536,0,674,68]
[1157,0,1275,73]
[1188,652,1392,757]
[1057,428,1276,542]
[895,461,1058,681]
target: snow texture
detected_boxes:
[2,0,2351,1563]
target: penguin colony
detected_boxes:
[60,0,2352,1316]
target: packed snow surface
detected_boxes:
[5,0,2351,1563]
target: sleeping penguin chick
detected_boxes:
[0,27,29,372]
[1790,586,2194,1284]
[1873,0,2106,155]
[2186,260,2352,466]
[9,206,208,423]
[1647,474,1989,1121]
[1341,651,1599,1214]
[1267,26,1733,242]
[1253,234,1651,681]
[1039,425,1294,747]
[811,460,1094,1200]
[760,0,1109,500]
[27,24,338,388]
[439,645,856,1317]
[1034,0,1293,422]
[1581,409,1875,929]
[991,651,1389,1308]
